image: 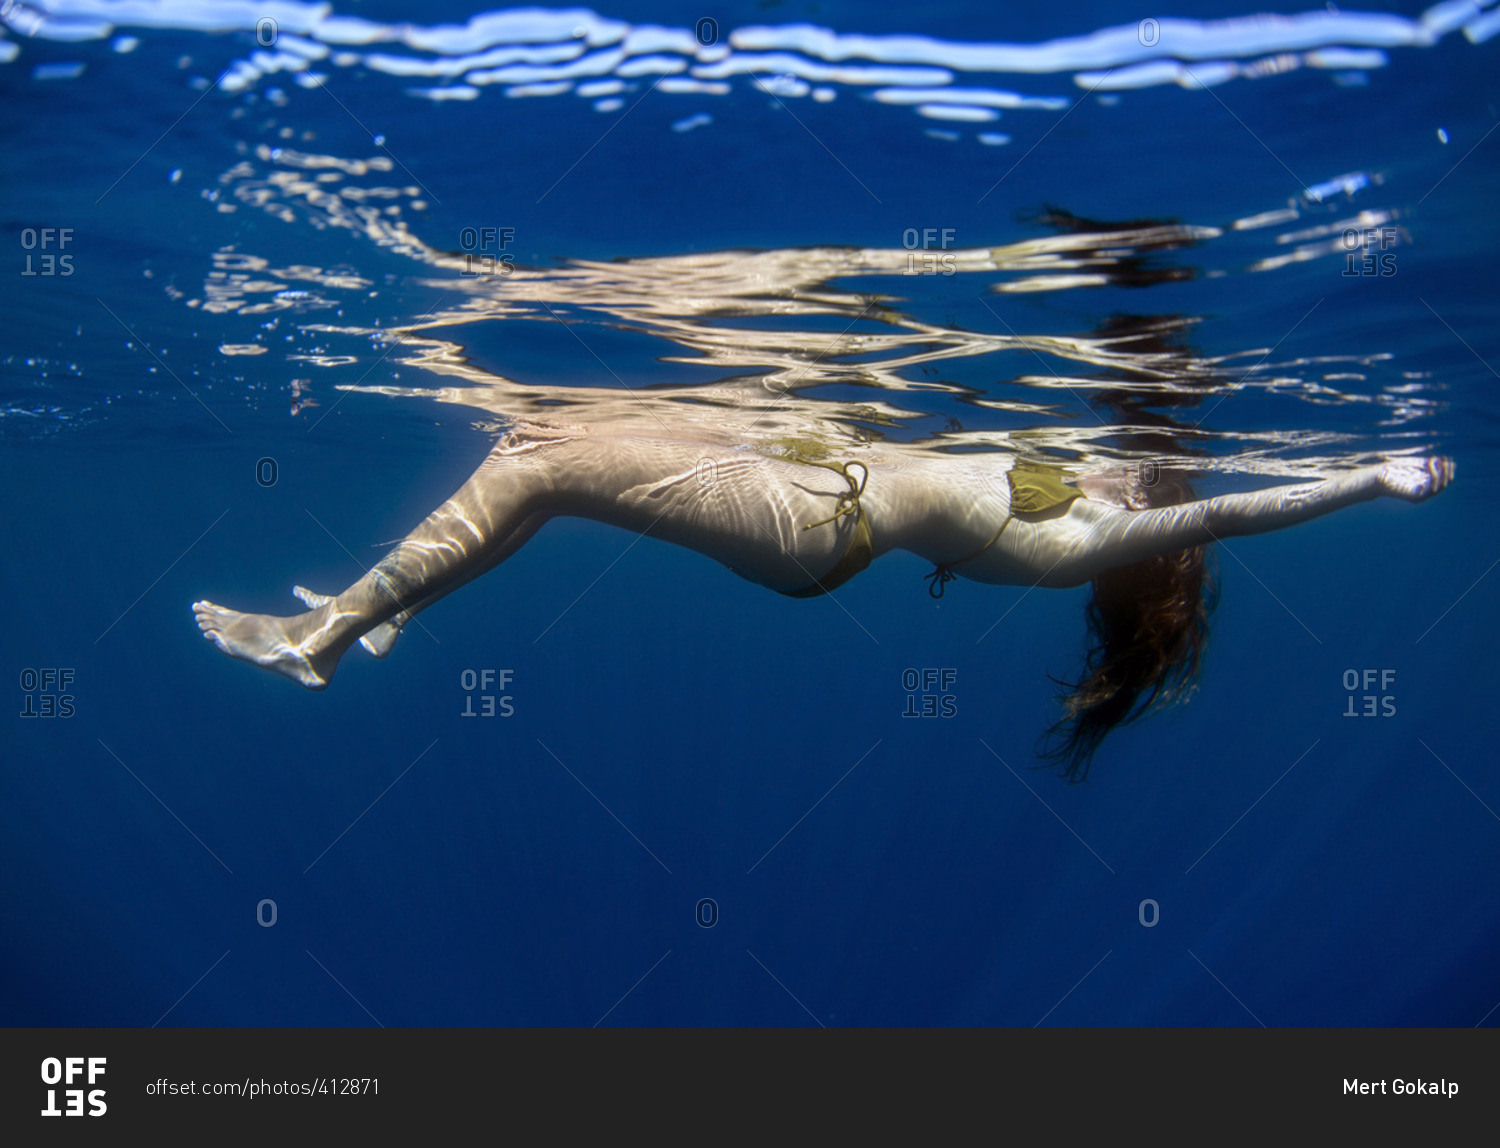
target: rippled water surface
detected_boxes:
[3,1,1498,1026]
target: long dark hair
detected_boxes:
[1040,468,1217,781]
[1020,206,1225,780]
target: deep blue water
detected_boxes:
[2,0,1498,1027]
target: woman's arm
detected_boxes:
[968,457,1453,588]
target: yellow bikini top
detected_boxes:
[923,459,1084,597]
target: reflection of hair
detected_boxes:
[1041,470,1216,781]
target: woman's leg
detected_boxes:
[192,424,867,687]
[192,429,564,688]
[289,509,549,658]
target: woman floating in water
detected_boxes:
[192,421,1453,775]
[190,200,1456,776]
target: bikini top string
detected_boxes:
[924,517,1012,599]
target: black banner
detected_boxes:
[0,1028,1486,1133]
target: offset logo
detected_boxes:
[901,668,957,718]
[901,228,957,276]
[20,228,75,276]
[460,668,514,717]
[40,1057,106,1116]
[19,668,75,718]
[1343,669,1396,718]
[458,227,515,278]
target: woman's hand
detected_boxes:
[1378,456,1455,502]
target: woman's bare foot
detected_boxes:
[192,599,347,689]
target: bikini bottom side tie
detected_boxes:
[784,460,873,599]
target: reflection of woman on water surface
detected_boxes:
[194,421,1452,775]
